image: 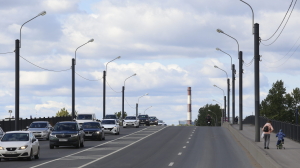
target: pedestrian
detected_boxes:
[276,129,285,146]
[262,120,274,149]
[234,116,238,124]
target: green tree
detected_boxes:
[56,108,71,117]
[115,111,127,118]
[196,104,222,126]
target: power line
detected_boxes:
[125,97,135,109]
[20,55,71,72]
[261,0,297,46]
[106,80,122,93]
[261,0,294,41]
[75,72,102,81]
[0,51,14,54]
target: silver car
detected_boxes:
[27,121,52,140]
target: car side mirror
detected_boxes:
[102,126,104,129]
[32,138,36,143]
[26,126,29,129]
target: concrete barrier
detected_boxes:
[222,122,281,168]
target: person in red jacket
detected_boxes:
[262,120,274,149]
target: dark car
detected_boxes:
[82,122,105,141]
[149,116,158,126]
[49,121,84,149]
[138,115,150,126]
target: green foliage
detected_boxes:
[56,108,71,117]
[195,104,222,126]
[260,80,300,123]
[115,111,127,118]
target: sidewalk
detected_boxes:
[232,124,300,168]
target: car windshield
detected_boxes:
[149,117,156,120]
[101,120,115,124]
[125,117,136,120]
[29,122,47,128]
[105,115,117,119]
[0,127,3,134]
[1,133,29,141]
[53,123,78,131]
[77,114,93,120]
[82,123,100,129]
[158,120,163,123]
[138,115,148,119]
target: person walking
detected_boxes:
[262,120,274,149]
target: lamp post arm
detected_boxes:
[218,49,232,68]
[219,67,228,79]
[240,0,254,34]
[106,56,121,72]
[124,73,136,87]
[222,32,240,54]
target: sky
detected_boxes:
[0,0,300,125]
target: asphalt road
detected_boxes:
[1,126,260,168]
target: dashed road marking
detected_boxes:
[188,137,191,139]
[183,146,186,148]
[168,162,174,166]
[187,141,189,143]
[178,152,182,155]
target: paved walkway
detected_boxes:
[232,124,300,168]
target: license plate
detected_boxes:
[85,134,92,136]
[6,152,17,154]
[59,139,68,141]
[140,122,144,123]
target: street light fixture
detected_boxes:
[103,56,121,118]
[72,39,94,119]
[136,93,148,117]
[214,65,230,122]
[144,106,152,114]
[122,73,137,119]
[15,11,46,131]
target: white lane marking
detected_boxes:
[30,127,157,168]
[183,146,186,148]
[178,152,182,155]
[78,127,167,168]
[187,141,189,143]
[169,162,174,166]
[188,138,191,139]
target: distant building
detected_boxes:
[178,120,195,125]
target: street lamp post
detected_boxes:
[136,93,148,117]
[144,106,152,114]
[213,85,226,122]
[103,56,121,119]
[240,0,260,141]
[214,65,230,123]
[15,11,46,131]
[122,73,137,119]
[213,99,223,124]
[72,39,94,119]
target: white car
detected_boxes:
[101,119,120,135]
[158,120,165,126]
[0,131,40,161]
[123,116,139,128]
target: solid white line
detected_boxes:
[168,162,174,166]
[183,146,186,148]
[30,127,150,168]
[178,152,182,155]
[78,127,167,168]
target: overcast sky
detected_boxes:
[0,0,299,125]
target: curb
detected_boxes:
[222,122,282,168]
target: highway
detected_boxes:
[1,126,260,168]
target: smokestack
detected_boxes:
[187,87,191,125]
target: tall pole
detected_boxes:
[136,103,138,117]
[15,39,20,131]
[254,23,260,142]
[72,58,75,119]
[232,64,235,124]
[122,86,125,119]
[239,51,243,130]
[224,96,226,122]
[227,78,230,123]
[103,70,106,119]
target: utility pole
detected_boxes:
[103,70,106,119]
[254,23,260,142]
[122,86,125,119]
[136,103,138,117]
[239,51,243,130]
[227,78,230,123]
[72,58,75,119]
[224,96,226,122]
[15,39,20,131]
[232,64,235,124]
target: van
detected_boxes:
[76,113,97,127]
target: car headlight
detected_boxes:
[50,133,56,137]
[19,145,28,150]
[146,120,148,121]
[155,121,158,122]
[0,146,5,150]
[71,134,78,137]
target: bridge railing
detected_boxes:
[243,115,300,142]
[0,116,73,132]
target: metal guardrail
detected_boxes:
[0,116,72,132]
[243,115,300,142]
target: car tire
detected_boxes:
[34,148,40,159]
[75,139,80,148]
[123,126,126,128]
[99,134,102,141]
[27,149,33,161]
[50,145,54,149]
[102,134,105,140]
[80,138,84,147]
